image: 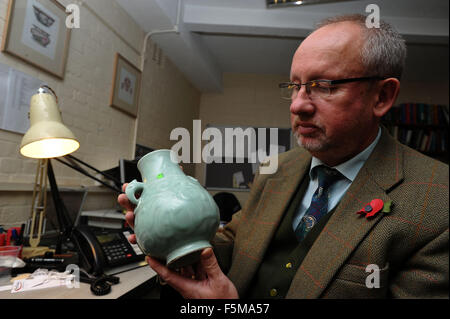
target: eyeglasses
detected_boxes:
[279,76,387,101]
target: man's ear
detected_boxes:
[372,78,401,118]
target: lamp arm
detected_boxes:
[66,154,122,186]
[54,156,121,193]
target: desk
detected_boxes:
[0,262,157,299]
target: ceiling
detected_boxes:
[116,0,449,92]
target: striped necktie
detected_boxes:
[294,165,343,243]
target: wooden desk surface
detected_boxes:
[0,263,156,299]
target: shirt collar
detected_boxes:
[310,128,382,182]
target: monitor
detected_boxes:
[26,188,88,239]
[119,159,141,184]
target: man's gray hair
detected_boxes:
[316,14,407,79]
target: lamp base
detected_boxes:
[21,246,54,259]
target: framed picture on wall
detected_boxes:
[1,0,71,79]
[109,53,142,117]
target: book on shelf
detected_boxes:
[387,126,447,155]
[383,103,449,156]
[385,103,449,126]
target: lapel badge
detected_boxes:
[357,199,384,218]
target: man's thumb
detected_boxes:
[201,248,222,279]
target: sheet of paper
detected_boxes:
[0,62,46,134]
[10,269,75,293]
[0,284,12,292]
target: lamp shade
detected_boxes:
[20,87,79,159]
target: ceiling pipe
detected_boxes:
[133,0,182,158]
[140,0,182,71]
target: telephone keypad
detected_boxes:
[92,228,144,268]
[103,242,134,264]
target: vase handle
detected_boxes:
[125,179,144,207]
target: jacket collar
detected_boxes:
[310,127,382,183]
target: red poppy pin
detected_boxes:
[357,199,384,218]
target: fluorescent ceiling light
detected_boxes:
[266,0,358,8]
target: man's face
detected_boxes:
[290,22,379,165]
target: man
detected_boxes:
[118,15,448,298]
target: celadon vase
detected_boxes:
[125,149,220,269]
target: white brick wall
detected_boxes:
[0,0,201,226]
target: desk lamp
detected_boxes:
[19,86,79,250]
[20,86,120,254]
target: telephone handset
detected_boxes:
[71,225,144,276]
[72,225,106,276]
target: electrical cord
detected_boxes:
[90,274,120,296]
[79,268,120,296]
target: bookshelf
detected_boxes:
[383,103,449,164]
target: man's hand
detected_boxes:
[117,183,137,244]
[148,247,239,299]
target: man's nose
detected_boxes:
[289,86,315,115]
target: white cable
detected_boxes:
[140,0,182,71]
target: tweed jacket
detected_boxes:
[213,128,449,298]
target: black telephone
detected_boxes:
[71,225,144,276]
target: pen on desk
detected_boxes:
[27,258,65,264]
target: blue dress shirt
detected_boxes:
[292,128,382,231]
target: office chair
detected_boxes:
[213,192,242,224]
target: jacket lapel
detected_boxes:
[229,147,311,294]
[286,128,404,298]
